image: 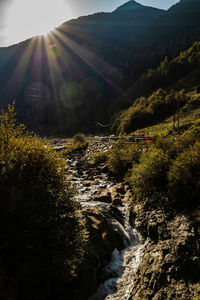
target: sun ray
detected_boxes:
[43,33,68,113]
[2,37,37,99]
[50,28,123,94]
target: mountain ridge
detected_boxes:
[0,0,200,135]
[114,0,143,12]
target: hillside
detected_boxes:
[142,0,200,48]
[61,1,164,46]
[0,1,200,136]
[113,41,200,134]
[0,1,165,135]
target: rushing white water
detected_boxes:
[66,155,146,300]
[88,229,146,300]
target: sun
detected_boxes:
[4,0,71,46]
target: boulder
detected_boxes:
[83,207,124,256]
[82,180,95,187]
[91,183,133,206]
[129,210,200,300]
[110,205,125,225]
[75,207,124,300]
[91,190,112,203]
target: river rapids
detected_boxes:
[67,151,147,300]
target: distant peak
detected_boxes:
[114,0,142,12]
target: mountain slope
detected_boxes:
[0,1,200,136]
[59,1,164,46]
[113,41,200,134]
[114,0,142,12]
[0,1,165,135]
[145,0,200,45]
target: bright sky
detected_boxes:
[1,0,72,46]
[139,0,178,9]
[0,0,179,47]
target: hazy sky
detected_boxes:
[0,0,179,47]
[140,0,178,9]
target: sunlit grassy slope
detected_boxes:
[141,105,200,137]
[132,66,200,137]
[114,42,200,135]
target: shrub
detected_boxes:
[72,133,88,151]
[131,147,170,202]
[154,136,177,159]
[93,151,108,165]
[168,141,200,208]
[0,105,87,298]
[107,146,129,177]
[107,141,141,178]
[175,123,200,154]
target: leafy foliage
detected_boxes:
[131,148,170,201]
[91,140,142,178]
[114,41,200,113]
[114,88,187,134]
[175,122,200,153]
[71,133,88,151]
[99,120,200,212]
[134,41,200,95]
[0,105,87,298]
[93,151,108,165]
[130,124,200,209]
[106,141,141,178]
[168,141,200,208]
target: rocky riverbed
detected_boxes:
[56,141,200,300]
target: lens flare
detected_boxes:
[60,82,83,108]
[25,82,50,110]
[48,43,62,58]
[66,83,78,98]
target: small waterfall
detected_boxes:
[88,229,146,300]
[66,154,146,300]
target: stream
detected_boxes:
[52,141,200,300]
[66,149,146,300]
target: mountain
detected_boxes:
[0,1,165,135]
[0,1,200,136]
[123,0,200,88]
[60,1,164,46]
[114,0,143,12]
[145,0,200,46]
[115,0,144,12]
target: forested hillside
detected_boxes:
[113,41,200,133]
[0,0,200,136]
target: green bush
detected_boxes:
[131,147,170,202]
[93,151,108,165]
[168,141,200,208]
[72,133,88,151]
[114,86,189,135]
[175,123,200,154]
[154,137,177,159]
[107,141,141,178]
[130,127,200,209]
[0,105,87,298]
